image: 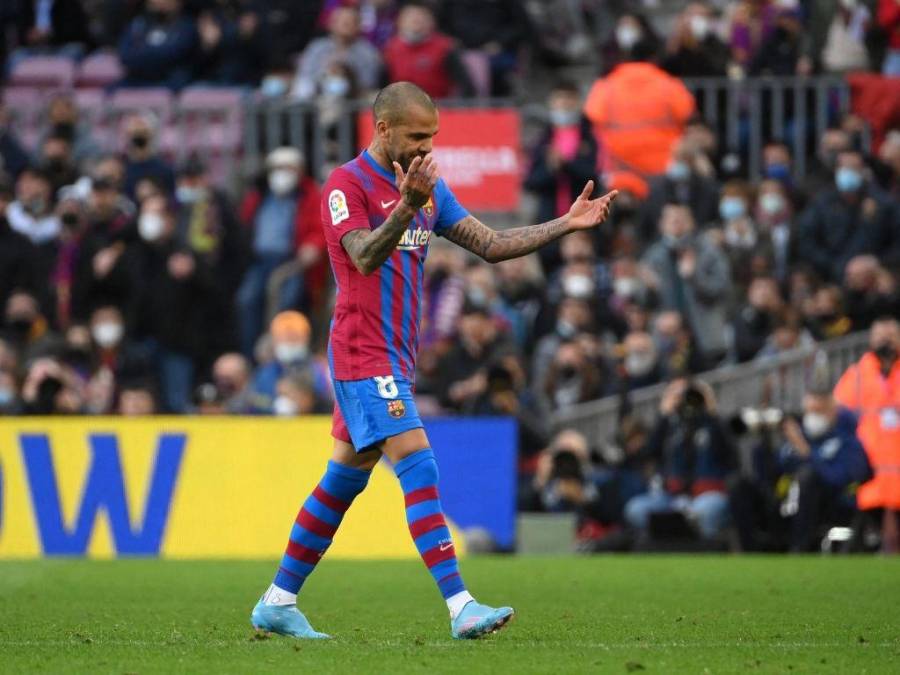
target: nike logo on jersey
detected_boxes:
[380,199,397,209]
[439,542,453,552]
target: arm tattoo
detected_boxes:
[444,215,572,263]
[341,202,417,275]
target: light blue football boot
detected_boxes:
[250,599,330,639]
[451,600,515,639]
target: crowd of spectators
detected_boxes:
[2,1,900,552]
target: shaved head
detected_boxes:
[373,81,436,126]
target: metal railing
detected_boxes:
[551,331,872,442]
[2,76,865,190]
[681,75,864,180]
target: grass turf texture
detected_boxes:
[1,556,898,674]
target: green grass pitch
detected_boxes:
[1,556,898,673]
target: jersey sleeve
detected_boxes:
[432,178,469,236]
[321,169,371,242]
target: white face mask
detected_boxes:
[321,76,350,98]
[802,412,831,439]
[562,274,594,299]
[92,322,124,348]
[689,15,710,40]
[138,212,165,242]
[176,185,205,204]
[614,277,640,298]
[273,395,298,417]
[269,169,298,196]
[616,24,641,51]
[275,342,309,364]
[759,192,785,216]
[625,352,656,377]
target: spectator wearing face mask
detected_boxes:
[291,6,382,101]
[175,156,245,354]
[194,0,267,86]
[382,3,473,100]
[843,256,900,330]
[122,113,176,201]
[748,1,804,76]
[36,93,99,167]
[801,127,853,206]
[272,370,331,417]
[531,296,595,392]
[715,180,769,292]
[87,304,153,385]
[755,309,815,361]
[640,138,720,241]
[662,2,730,77]
[1,290,55,364]
[585,19,695,178]
[653,310,706,379]
[643,203,731,365]
[804,285,853,341]
[39,132,79,195]
[0,178,37,313]
[620,331,662,391]
[524,82,601,267]
[131,194,215,412]
[118,0,198,90]
[779,391,872,552]
[211,351,255,414]
[541,339,609,412]
[6,166,59,246]
[237,147,325,359]
[834,317,900,553]
[732,276,784,362]
[799,149,900,284]
[250,311,332,413]
[754,179,796,285]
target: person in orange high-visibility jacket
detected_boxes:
[583,45,695,177]
[833,317,900,553]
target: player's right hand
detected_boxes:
[393,154,438,210]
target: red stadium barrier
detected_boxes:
[357,108,522,211]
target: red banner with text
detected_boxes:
[358,108,521,211]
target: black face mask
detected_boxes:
[7,316,34,337]
[52,122,76,141]
[874,343,897,364]
[61,212,80,229]
[558,365,578,381]
[45,157,69,174]
[130,134,150,150]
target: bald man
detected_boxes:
[251,82,617,640]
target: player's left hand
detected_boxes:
[567,181,618,230]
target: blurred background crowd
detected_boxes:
[1,0,899,553]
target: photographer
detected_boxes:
[778,391,872,552]
[624,379,736,542]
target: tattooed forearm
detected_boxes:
[341,202,417,275]
[444,215,572,263]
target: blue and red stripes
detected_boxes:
[273,460,369,594]
[393,448,467,599]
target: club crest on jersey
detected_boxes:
[396,227,431,251]
[387,400,406,418]
[423,196,434,217]
[329,189,349,225]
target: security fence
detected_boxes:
[2,75,862,191]
[551,331,872,443]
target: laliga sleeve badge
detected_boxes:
[329,189,350,225]
[387,400,406,418]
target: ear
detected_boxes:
[375,119,389,140]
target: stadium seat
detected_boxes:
[109,88,174,120]
[76,51,124,89]
[175,87,247,153]
[9,56,77,88]
[2,86,43,109]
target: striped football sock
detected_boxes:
[393,448,467,601]
[270,460,370,599]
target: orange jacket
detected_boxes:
[583,62,695,177]
[833,353,900,510]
